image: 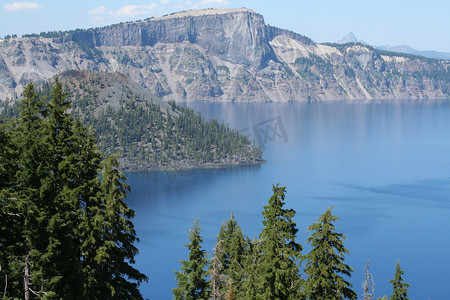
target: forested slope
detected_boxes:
[0,70,263,171]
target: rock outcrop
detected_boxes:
[0,8,449,102]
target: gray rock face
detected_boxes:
[0,8,449,102]
[68,8,273,69]
[337,32,359,44]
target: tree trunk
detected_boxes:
[24,253,30,300]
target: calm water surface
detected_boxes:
[126,101,450,300]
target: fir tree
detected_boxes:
[389,261,410,300]
[209,213,247,299]
[8,82,52,299]
[304,206,356,300]
[0,79,147,299]
[254,184,303,300]
[0,120,25,299]
[173,217,210,300]
[240,237,261,300]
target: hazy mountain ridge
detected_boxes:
[337,32,450,60]
[0,8,449,102]
[377,45,450,60]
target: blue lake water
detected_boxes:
[125,101,450,300]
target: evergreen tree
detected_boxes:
[92,155,148,299]
[6,82,52,299]
[241,237,262,300]
[304,206,356,300]
[0,79,147,299]
[209,213,247,299]
[173,217,209,300]
[209,239,226,300]
[254,184,303,300]
[389,261,410,300]
[0,119,25,299]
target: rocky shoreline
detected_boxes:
[119,156,266,172]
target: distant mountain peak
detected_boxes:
[337,32,358,44]
[0,9,448,102]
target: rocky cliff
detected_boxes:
[0,8,449,102]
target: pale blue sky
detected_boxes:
[1,0,449,52]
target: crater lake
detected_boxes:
[125,100,450,299]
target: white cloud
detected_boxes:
[87,4,158,20]
[160,0,171,4]
[3,1,42,12]
[87,6,108,16]
[201,0,229,4]
[116,4,158,17]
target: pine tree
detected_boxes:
[254,184,303,300]
[173,217,210,300]
[209,213,247,299]
[304,206,356,300]
[38,77,84,298]
[0,120,25,299]
[389,261,410,300]
[240,237,261,300]
[0,79,147,298]
[7,82,52,299]
[93,155,148,299]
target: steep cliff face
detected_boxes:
[0,8,449,102]
[65,8,274,69]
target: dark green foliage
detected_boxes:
[0,80,146,299]
[240,237,261,300]
[88,101,261,167]
[389,261,410,300]
[173,218,210,300]
[81,155,147,299]
[251,184,303,300]
[173,185,413,300]
[295,55,334,79]
[304,206,356,300]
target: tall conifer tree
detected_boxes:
[304,206,356,300]
[254,184,303,300]
[0,79,147,299]
[173,217,209,300]
[0,118,25,299]
[389,261,410,300]
[209,213,247,298]
[241,237,262,300]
